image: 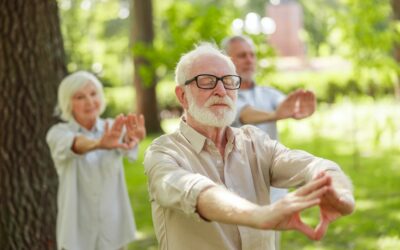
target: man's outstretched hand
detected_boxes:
[275,89,316,120]
[252,171,354,240]
[314,178,355,240]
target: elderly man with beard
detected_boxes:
[143,43,355,250]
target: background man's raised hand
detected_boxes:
[275,89,316,120]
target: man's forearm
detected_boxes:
[240,106,278,124]
[196,185,260,227]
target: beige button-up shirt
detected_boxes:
[144,120,343,250]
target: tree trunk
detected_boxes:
[392,0,400,99]
[131,0,162,133]
[0,0,67,249]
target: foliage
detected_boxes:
[58,0,132,86]
[334,0,400,92]
[265,70,395,103]
[244,0,270,16]
[298,0,339,56]
[132,0,239,87]
[295,0,400,94]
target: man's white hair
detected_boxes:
[56,71,106,121]
[175,42,237,86]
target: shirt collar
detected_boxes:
[230,126,243,152]
[179,119,240,154]
[68,118,103,133]
[179,120,206,154]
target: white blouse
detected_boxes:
[46,118,137,250]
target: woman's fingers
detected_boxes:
[126,138,139,149]
[104,121,109,132]
[112,114,125,132]
[138,114,145,126]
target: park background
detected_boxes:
[1,0,399,249]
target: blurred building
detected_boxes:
[266,0,305,58]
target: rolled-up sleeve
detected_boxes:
[144,145,216,217]
[268,139,342,188]
[242,125,344,189]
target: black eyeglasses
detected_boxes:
[184,74,241,90]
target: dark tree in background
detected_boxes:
[0,0,66,249]
[392,0,400,99]
[393,0,400,61]
[131,0,162,133]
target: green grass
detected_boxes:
[123,136,158,250]
[279,138,400,250]
[124,100,400,250]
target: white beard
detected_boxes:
[185,87,237,128]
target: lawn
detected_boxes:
[124,100,400,250]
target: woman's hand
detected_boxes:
[98,114,129,150]
[123,113,146,149]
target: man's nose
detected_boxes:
[213,80,227,96]
[245,54,254,62]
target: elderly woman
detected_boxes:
[46,71,146,250]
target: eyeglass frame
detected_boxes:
[184,74,242,90]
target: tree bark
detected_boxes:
[0,0,66,249]
[392,0,400,99]
[131,0,162,133]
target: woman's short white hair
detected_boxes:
[56,71,106,121]
[175,42,237,86]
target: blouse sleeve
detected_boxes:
[269,142,342,188]
[117,145,139,162]
[46,123,79,174]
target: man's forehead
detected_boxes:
[190,55,234,75]
[230,40,254,53]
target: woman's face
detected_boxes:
[71,82,101,127]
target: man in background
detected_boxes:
[222,35,317,249]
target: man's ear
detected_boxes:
[175,86,188,109]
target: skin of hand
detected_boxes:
[97,114,130,150]
[72,114,146,154]
[292,90,316,119]
[313,174,355,240]
[275,90,316,120]
[252,172,332,240]
[261,171,354,241]
[123,113,146,149]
